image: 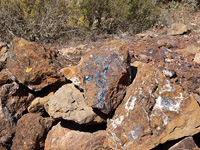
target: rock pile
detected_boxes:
[0,29,200,150]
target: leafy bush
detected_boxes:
[0,0,88,43]
[167,0,199,11]
[0,0,160,43]
[81,0,160,33]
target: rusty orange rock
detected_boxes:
[6,38,65,91]
[44,122,110,150]
[106,62,200,150]
[62,41,131,114]
[11,113,53,150]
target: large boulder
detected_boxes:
[44,122,110,150]
[106,62,200,150]
[45,84,105,124]
[11,113,53,150]
[61,41,131,114]
[6,38,66,92]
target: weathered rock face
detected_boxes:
[106,62,200,150]
[45,84,105,124]
[0,99,15,148]
[44,122,110,150]
[168,23,188,35]
[168,137,199,150]
[0,82,34,121]
[128,38,200,95]
[6,38,65,92]
[0,69,13,86]
[11,113,53,150]
[62,41,131,114]
[0,81,34,147]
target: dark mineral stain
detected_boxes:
[83,75,93,85]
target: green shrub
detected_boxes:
[0,0,161,43]
[81,0,160,34]
[0,0,88,43]
[167,0,199,11]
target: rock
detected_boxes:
[61,40,131,114]
[59,45,86,64]
[157,39,177,48]
[60,44,87,56]
[28,92,53,113]
[169,137,199,150]
[168,23,188,35]
[192,93,200,105]
[0,62,3,71]
[0,82,34,146]
[45,84,104,124]
[0,43,8,69]
[130,40,200,94]
[6,38,65,92]
[194,52,200,63]
[136,33,151,39]
[11,113,53,150]
[175,45,200,54]
[0,69,14,86]
[44,122,110,150]
[0,70,16,146]
[0,45,8,62]
[196,88,200,95]
[106,62,200,150]
[0,82,34,120]
[0,144,6,150]
[0,99,15,148]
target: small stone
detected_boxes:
[194,52,200,63]
[168,23,188,35]
[157,39,176,48]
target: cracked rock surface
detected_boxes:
[106,62,200,150]
[62,40,131,115]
